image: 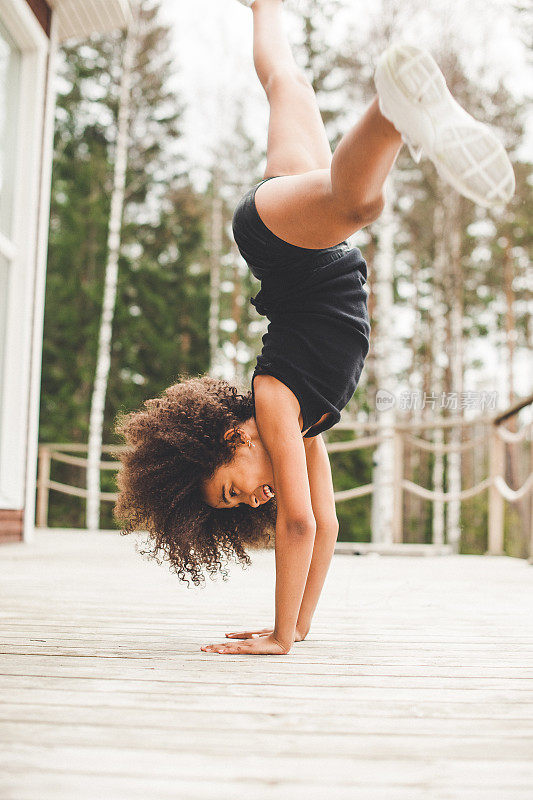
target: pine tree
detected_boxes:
[40,1,207,528]
[87,18,136,531]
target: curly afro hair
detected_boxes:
[114,376,276,585]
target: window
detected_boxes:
[0,18,21,237]
[0,2,47,511]
[0,19,20,440]
[0,255,8,398]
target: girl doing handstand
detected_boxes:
[115,0,514,656]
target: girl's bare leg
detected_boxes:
[252,0,332,177]
[251,0,403,248]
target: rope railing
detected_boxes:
[401,476,492,503]
[495,425,530,444]
[494,472,533,503]
[333,484,374,502]
[404,431,486,454]
[36,393,533,559]
[36,444,123,528]
[327,434,381,453]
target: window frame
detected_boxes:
[0,0,47,510]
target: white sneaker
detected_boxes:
[374,43,515,207]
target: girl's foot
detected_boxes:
[374,43,515,207]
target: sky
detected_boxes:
[157,0,532,401]
[159,0,532,176]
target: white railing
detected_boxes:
[36,393,533,558]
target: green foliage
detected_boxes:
[325,428,373,542]
[459,493,488,555]
[40,1,208,527]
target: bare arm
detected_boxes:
[253,376,318,651]
[211,379,336,655]
[226,433,338,644]
[296,434,339,638]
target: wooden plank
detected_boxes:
[0,531,23,543]
[25,0,52,36]
[0,721,532,760]
[0,704,532,736]
[0,677,530,704]
[1,772,533,800]
[2,661,532,689]
[8,779,532,800]
[0,508,24,541]
[2,649,533,678]
[1,746,533,787]
[3,644,533,668]
[0,687,532,719]
[0,509,23,521]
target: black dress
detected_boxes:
[232,178,371,438]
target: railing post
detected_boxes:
[392,428,404,544]
[36,446,51,529]
[528,430,533,564]
[432,424,445,547]
[488,425,505,555]
[529,495,533,565]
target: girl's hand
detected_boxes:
[224,626,309,642]
[201,633,290,656]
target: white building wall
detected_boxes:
[0,0,130,542]
[0,0,48,539]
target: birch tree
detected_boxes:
[86,22,136,531]
[208,168,224,378]
[428,197,447,547]
[370,180,398,545]
[445,193,464,552]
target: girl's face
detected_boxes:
[202,419,276,510]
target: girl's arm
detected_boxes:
[225,434,338,644]
[296,433,338,638]
[202,376,317,656]
[255,376,317,651]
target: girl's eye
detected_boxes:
[229,487,237,498]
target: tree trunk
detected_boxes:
[230,243,244,385]
[406,254,423,540]
[370,181,398,545]
[362,232,378,409]
[86,23,136,531]
[503,235,528,546]
[446,195,463,553]
[503,237,516,413]
[429,199,447,546]
[209,169,223,378]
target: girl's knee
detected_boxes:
[348,193,386,227]
[264,68,314,101]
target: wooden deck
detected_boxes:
[0,530,532,800]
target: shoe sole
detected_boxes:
[375,44,515,207]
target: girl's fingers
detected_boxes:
[201,641,253,654]
[202,628,276,653]
[225,628,273,639]
[216,643,252,654]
